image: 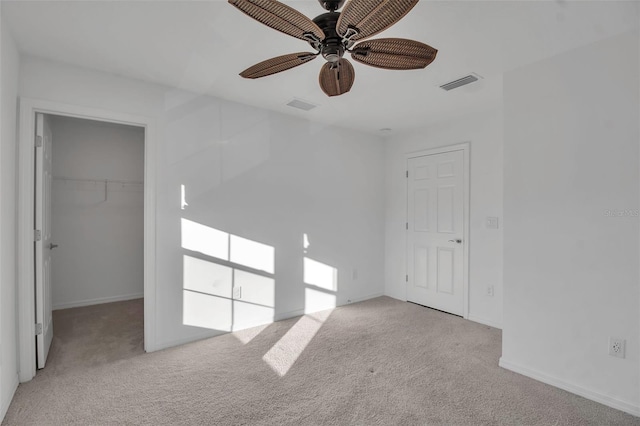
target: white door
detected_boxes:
[407,149,465,315]
[35,113,54,369]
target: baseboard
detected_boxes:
[1,373,19,423]
[155,329,229,352]
[385,292,503,330]
[53,293,144,310]
[272,293,385,322]
[467,314,502,330]
[154,293,386,352]
[275,309,305,322]
[232,317,276,332]
[346,292,385,304]
[383,290,406,302]
[499,358,640,417]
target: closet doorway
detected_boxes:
[18,99,156,383]
[35,114,145,370]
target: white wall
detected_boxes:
[50,116,145,309]
[18,56,386,350]
[384,108,504,328]
[0,9,20,420]
[501,31,639,415]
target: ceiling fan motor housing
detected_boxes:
[317,0,346,12]
[312,12,345,64]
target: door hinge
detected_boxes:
[36,135,43,148]
[35,323,43,335]
[406,170,408,178]
[34,230,42,241]
[406,275,409,282]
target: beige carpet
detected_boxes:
[3,297,639,425]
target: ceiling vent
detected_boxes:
[440,73,482,91]
[286,99,318,111]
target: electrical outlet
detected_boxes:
[486,285,494,297]
[609,337,626,359]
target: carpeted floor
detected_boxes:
[3,296,639,425]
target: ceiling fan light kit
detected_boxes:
[229,0,437,97]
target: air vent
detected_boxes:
[286,99,317,111]
[440,73,481,91]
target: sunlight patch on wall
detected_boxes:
[303,254,338,315]
[234,269,274,307]
[234,301,275,332]
[183,290,232,331]
[303,233,310,253]
[181,218,228,261]
[262,309,332,377]
[182,255,233,330]
[304,287,336,314]
[304,257,337,291]
[181,220,276,338]
[183,255,232,298]
[230,235,275,274]
[233,269,275,331]
[180,184,189,210]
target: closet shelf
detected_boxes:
[53,177,144,200]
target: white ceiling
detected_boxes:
[3,0,639,134]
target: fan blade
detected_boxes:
[319,59,355,97]
[240,52,318,79]
[337,0,418,42]
[351,38,437,70]
[229,0,324,42]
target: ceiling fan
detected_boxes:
[228,0,437,97]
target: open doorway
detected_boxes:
[35,114,145,370]
[17,99,156,383]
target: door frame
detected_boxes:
[17,97,157,382]
[405,142,470,319]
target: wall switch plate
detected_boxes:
[486,285,494,297]
[486,217,499,229]
[609,337,626,358]
[233,286,241,299]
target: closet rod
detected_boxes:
[53,176,143,185]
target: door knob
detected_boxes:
[49,243,59,250]
[448,239,462,244]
